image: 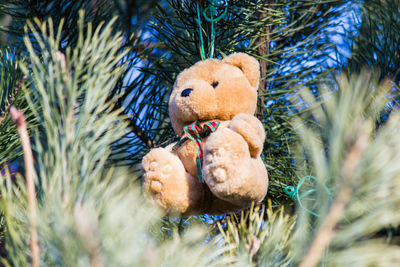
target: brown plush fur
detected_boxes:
[142,53,269,215]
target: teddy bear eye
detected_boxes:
[211,81,219,88]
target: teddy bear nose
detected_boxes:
[181,88,193,97]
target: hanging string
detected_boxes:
[196,0,228,60]
[284,175,332,217]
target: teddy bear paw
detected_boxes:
[142,148,175,198]
[148,164,173,193]
[203,129,250,189]
[142,147,203,214]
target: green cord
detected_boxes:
[196,0,228,60]
[284,175,332,217]
[196,2,206,60]
[203,1,228,22]
[285,176,331,265]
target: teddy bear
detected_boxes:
[142,53,268,216]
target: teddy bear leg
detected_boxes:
[142,148,205,216]
[203,128,268,208]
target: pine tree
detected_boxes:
[345,0,400,85]
[0,0,400,266]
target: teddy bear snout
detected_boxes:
[181,88,193,97]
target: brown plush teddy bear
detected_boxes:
[142,53,268,216]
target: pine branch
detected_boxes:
[345,0,400,85]
[28,0,43,21]
[0,76,26,125]
[127,117,156,148]
[133,42,167,58]
[299,130,368,267]
[10,106,39,267]
[291,72,400,266]
[299,186,351,267]
[257,0,272,93]
[256,0,273,119]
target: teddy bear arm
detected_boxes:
[228,113,266,157]
[204,128,268,208]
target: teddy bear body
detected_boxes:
[142,53,268,216]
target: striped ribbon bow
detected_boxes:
[172,121,220,182]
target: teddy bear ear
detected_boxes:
[222,53,260,88]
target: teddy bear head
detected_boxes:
[168,53,260,135]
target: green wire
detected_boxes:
[196,2,206,60]
[196,0,228,60]
[284,175,332,217]
[285,175,331,266]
